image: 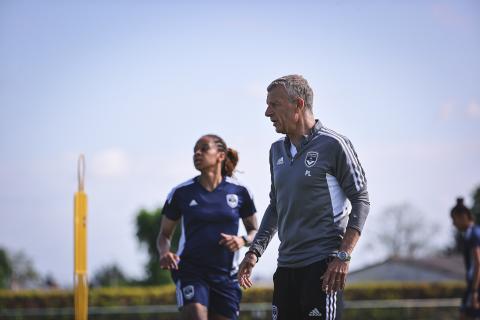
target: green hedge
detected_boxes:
[0,286,175,309]
[343,281,465,300]
[0,282,465,309]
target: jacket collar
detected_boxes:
[284,119,323,154]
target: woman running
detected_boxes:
[157,134,258,320]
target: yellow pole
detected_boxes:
[74,154,88,320]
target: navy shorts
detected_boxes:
[172,267,242,319]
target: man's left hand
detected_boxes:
[321,258,349,293]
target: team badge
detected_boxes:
[305,151,319,167]
[226,194,239,208]
[272,305,278,320]
[182,285,195,300]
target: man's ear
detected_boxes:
[296,98,305,112]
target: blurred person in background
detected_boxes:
[451,197,480,320]
[157,134,258,320]
[238,74,370,320]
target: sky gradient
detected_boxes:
[1,0,479,285]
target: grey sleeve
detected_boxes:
[250,148,278,256]
[335,138,370,234]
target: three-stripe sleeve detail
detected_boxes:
[319,128,366,191]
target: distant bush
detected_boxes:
[0,281,466,309]
[344,281,465,300]
[0,286,175,309]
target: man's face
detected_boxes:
[265,85,298,134]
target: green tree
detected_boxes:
[135,207,181,285]
[91,263,129,287]
[369,203,438,258]
[0,248,40,289]
[472,185,480,224]
[444,229,465,256]
[9,250,40,288]
[0,247,12,288]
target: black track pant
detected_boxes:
[272,259,343,320]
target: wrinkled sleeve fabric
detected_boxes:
[334,137,370,234]
[250,147,278,256]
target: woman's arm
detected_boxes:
[471,246,480,309]
[157,215,180,269]
[219,214,258,252]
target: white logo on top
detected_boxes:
[189,199,198,206]
[226,194,238,208]
[276,157,284,165]
[305,151,319,167]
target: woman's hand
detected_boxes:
[159,252,180,270]
[219,233,245,252]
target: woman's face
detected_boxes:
[452,213,470,232]
[193,136,225,172]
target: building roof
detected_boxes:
[348,255,464,283]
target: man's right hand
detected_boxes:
[159,252,179,270]
[238,252,257,289]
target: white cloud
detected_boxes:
[91,148,129,178]
[439,100,480,121]
[439,101,454,121]
[432,3,470,31]
[466,101,480,119]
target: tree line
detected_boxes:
[1,185,479,289]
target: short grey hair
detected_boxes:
[267,75,314,111]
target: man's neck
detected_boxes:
[287,115,316,148]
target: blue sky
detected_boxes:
[1,0,479,285]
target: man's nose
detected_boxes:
[265,105,272,117]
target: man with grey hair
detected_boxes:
[238,75,370,319]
